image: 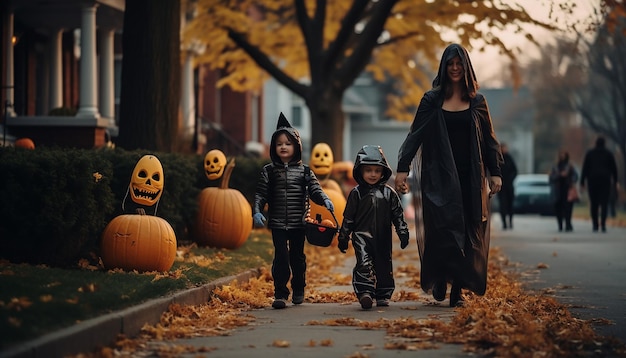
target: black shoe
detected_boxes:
[292,294,304,305]
[450,282,464,307]
[376,299,389,307]
[272,298,287,309]
[359,293,373,309]
[432,280,446,301]
[602,226,607,233]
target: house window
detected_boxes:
[291,106,302,127]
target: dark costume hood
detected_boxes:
[353,145,393,186]
[432,43,479,99]
[269,112,303,165]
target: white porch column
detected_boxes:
[3,11,15,116]
[49,28,64,111]
[181,51,195,137]
[98,28,115,126]
[76,4,100,118]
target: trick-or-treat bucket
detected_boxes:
[304,210,339,247]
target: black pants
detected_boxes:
[588,179,611,230]
[351,235,395,301]
[554,197,573,231]
[498,188,515,228]
[271,229,306,299]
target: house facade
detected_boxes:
[1,0,262,155]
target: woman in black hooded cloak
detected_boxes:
[395,43,503,307]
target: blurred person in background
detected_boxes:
[580,136,618,232]
[497,143,518,230]
[549,150,578,232]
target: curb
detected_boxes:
[1,268,261,358]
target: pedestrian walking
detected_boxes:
[394,43,503,307]
[253,112,334,309]
[580,136,619,232]
[498,143,518,230]
[337,145,409,310]
[549,150,579,232]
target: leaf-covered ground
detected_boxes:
[71,228,626,358]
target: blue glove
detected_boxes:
[324,198,334,212]
[399,232,409,249]
[253,213,266,228]
[337,236,349,254]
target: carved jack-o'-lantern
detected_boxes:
[129,155,164,207]
[310,143,334,177]
[204,149,227,181]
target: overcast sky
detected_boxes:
[469,0,598,88]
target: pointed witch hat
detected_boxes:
[276,112,292,130]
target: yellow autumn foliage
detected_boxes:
[184,0,558,122]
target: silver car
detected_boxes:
[513,174,554,216]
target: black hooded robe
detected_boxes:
[397,44,502,295]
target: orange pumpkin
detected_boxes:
[320,219,336,228]
[100,209,177,272]
[15,138,35,149]
[195,158,252,249]
[309,186,345,246]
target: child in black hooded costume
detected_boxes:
[253,113,334,309]
[338,145,409,309]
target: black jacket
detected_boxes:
[253,115,328,230]
[339,145,409,245]
[580,147,618,186]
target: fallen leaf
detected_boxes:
[271,340,290,348]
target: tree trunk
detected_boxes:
[307,88,346,161]
[117,0,181,151]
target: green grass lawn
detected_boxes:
[0,232,274,350]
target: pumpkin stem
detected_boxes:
[220,157,236,189]
[136,208,146,215]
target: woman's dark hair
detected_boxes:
[433,44,479,101]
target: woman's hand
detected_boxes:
[395,172,409,194]
[490,176,502,196]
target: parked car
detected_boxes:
[513,174,554,216]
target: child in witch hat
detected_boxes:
[253,112,334,309]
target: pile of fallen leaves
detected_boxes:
[73,233,626,358]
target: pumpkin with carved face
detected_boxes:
[129,155,164,207]
[204,149,227,180]
[310,143,334,177]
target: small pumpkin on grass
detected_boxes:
[195,153,252,249]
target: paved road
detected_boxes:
[3,214,624,358]
[490,214,626,342]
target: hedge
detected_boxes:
[0,147,268,266]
